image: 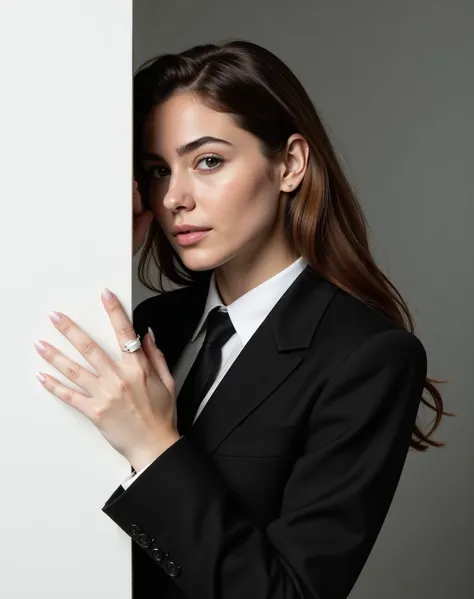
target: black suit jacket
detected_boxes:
[102,265,427,599]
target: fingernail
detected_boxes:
[48,311,61,323]
[36,372,46,383]
[102,288,114,301]
[34,340,46,352]
[148,327,156,344]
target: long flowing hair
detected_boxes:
[133,39,451,451]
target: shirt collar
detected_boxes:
[190,256,309,346]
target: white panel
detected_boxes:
[0,1,132,597]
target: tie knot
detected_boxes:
[203,307,235,347]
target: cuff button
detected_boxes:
[136,533,150,548]
[152,548,164,563]
[129,524,142,538]
[166,561,181,577]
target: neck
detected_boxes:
[215,245,301,305]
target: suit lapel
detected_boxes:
[137,266,338,455]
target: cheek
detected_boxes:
[213,175,277,230]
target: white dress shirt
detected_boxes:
[121,256,309,490]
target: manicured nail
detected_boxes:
[36,372,46,383]
[102,288,114,301]
[148,326,156,344]
[34,340,46,353]
[48,311,61,323]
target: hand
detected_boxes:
[34,288,180,471]
[133,178,154,257]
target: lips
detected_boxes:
[178,228,208,234]
[172,226,211,236]
[174,229,211,245]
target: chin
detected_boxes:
[178,255,219,272]
[179,250,229,273]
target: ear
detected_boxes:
[279,134,309,192]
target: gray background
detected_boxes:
[133,1,472,597]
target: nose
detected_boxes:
[162,174,195,213]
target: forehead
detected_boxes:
[142,93,243,150]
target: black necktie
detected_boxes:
[177,307,236,437]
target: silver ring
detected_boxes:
[121,335,142,353]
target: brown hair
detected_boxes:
[133,39,451,451]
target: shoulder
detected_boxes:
[318,282,427,373]
[133,287,186,318]
[134,285,191,313]
[133,285,192,327]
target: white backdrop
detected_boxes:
[0,1,132,597]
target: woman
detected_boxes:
[34,40,448,599]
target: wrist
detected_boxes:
[129,429,181,472]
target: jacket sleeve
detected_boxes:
[102,329,427,599]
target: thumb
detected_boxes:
[147,326,156,345]
[133,212,154,256]
[134,210,154,235]
[144,327,175,395]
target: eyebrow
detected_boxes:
[141,136,233,161]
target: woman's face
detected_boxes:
[141,92,296,275]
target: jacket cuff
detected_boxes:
[101,435,230,583]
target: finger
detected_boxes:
[133,179,149,214]
[101,289,143,357]
[34,340,98,394]
[36,371,93,418]
[133,181,142,213]
[48,311,113,374]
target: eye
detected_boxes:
[144,154,224,181]
[146,165,169,180]
[196,155,224,171]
